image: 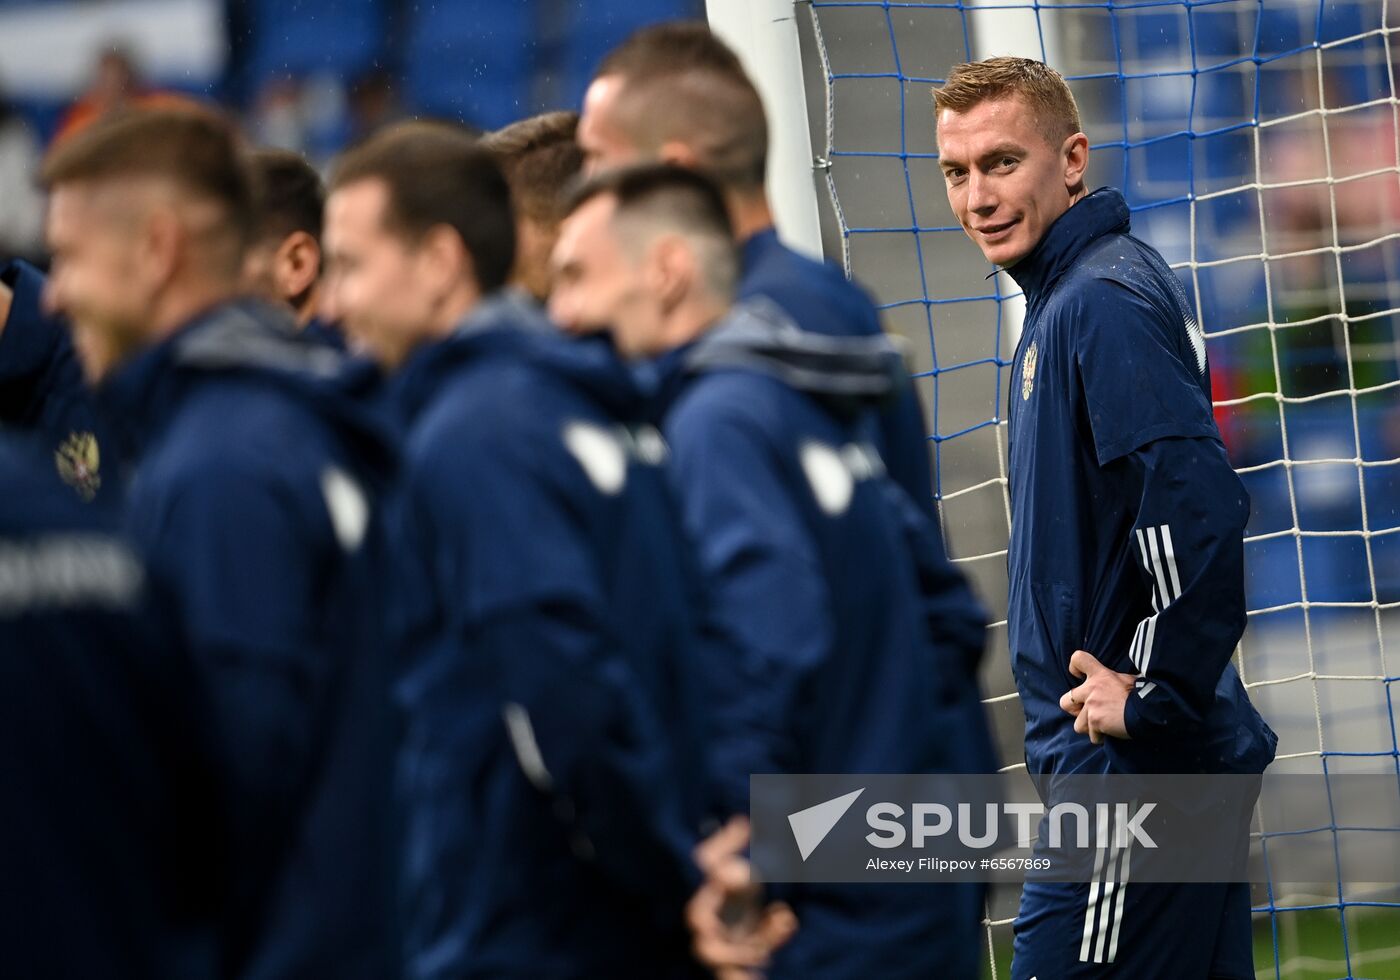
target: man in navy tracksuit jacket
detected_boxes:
[0,432,227,979]
[96,301,400,980]
[578,22,985,669]
[41,108,399,979]
[0,258,111,501]
[935,59,1276,978]
[242,147,347,350]
[582,23,943,515]
[551,164,998,980]
[733,229,987,663]
[325,125,716,978]
[737,226,938,513]
[389,302,711,979]
[0,152,340,507]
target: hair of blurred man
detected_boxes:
[550,163,737,355]
[244,147,325,322]
[565,162,737,295]
[482,111,584,224]
[480,110,584,301]
[43,105,255,263]
[583,22,768,198]
[40,106,255,379]
[596,21,746,83]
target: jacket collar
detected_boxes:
[1003,187,1130,302]
[98,298,392,479]
[740,226,782,271]
[391,292,553,422]
[98,298,300,461]
[390,291,643,425]
[644,297,905,422]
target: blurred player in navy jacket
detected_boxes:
[480,111,584,303]
[934,59,1276,979]
[0,257,109,501]
[242,147,344,348]
[40,108,399,979]
[0,432,226,979]
[0,148,337,506]
[551,163,997,980]
[579,22,982,663]
[322,124,772,979]
[581,24,933,510]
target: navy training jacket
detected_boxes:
[650,298,998,980]
[1003,187,1276,778]
[97,299,401,979]
[0,431,227,978]
[390,294,711,980]
[0,258,112,503]
[739,230,982,684]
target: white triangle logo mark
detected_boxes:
[788,788,864,861]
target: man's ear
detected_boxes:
[419,223,478,301]
[274,231,321,303]
[1063,131,1090,195]
[650,235,696,313]
[135,205,183,293]
[0,276,12,339]
[657,140,702,172]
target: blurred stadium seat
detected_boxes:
[244,0,388,85]
[403,2,532,131]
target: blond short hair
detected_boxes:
[933,57,1082,143]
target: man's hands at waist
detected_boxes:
[1060,649,1135,744]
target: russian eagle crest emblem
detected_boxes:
[55,431,101,501]
[1021,340,1038,401]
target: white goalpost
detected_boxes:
[706,0,825,259]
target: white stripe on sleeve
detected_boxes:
[1135,528,1161,611]
[1159,524,1183,600]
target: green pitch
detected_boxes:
[981,907,1400,980]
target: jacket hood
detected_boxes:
[392,291,646,424]
[100,298,396,485]
[674,297,908,415]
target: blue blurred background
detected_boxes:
[0,0,702,262]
